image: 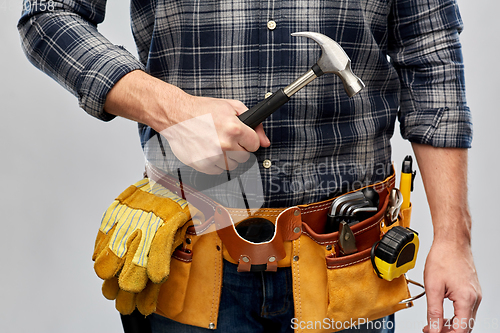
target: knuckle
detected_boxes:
[219,139,232,151]
[226,122,243,138]
[476,292,483,305]
[456,288,480,306]
[468,289,481,305]
[427,309,443,318]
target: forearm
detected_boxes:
[412,143,471,245]
[414,144,481,333]
[104,70,269,174]
[103,70,191,132]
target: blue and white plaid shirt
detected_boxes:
[18,0,472,208]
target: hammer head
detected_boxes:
[292,32,365,97]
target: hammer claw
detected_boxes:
[292,31,365,97]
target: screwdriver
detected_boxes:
[400,155,416,210]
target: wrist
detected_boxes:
[432,213,472,246]
[146,75,195,132]
[104,70,191,132]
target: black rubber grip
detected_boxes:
[238,89,290,128]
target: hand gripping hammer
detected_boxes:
[238,32,365,128]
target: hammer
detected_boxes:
[238,32,365,129]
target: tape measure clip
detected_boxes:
[371,226,419,281]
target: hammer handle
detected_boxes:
[238,89,290,129]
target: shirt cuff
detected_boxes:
[400,106,473,148]
[76,46,144,121]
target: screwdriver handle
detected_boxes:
[238,89,290,128]
[400,155,414,210]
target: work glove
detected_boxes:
[92,178,201,315]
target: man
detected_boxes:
[18,0,480,332]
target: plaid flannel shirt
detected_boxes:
[18,0,472,207]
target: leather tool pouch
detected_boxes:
[155,219,223,327]
[292,178,416,332]
[145,164,420,331]
[214,205,302,272]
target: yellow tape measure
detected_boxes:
[371,226,419,281]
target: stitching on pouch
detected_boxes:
[229,212,280,218]
[302,215,380,245]
[294,238,302,328]
[327,255,370,269]
[302,230,337,245]
[301,204,330,215]
[172,254,192,263]
[210,237,219,323]
[354,217,380,236]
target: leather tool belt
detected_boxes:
[145,163,419,332]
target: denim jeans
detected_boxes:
[149,260,395,333]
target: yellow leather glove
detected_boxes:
[92,178,201,315]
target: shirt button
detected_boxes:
[263,159,272,169]
[264,92,273,99]
[267,20,277,30]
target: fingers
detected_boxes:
[214,155,238,172]
[426,282,445,333]
[229,98,270,150]
[192,102,265,173]
[424,318,455,333]
[423,242,482,333]
[236,117,270,150]
[448,283,481,333]
[424,282,480,333]
[227,150,251,164]
[158,97,269,174]
[190,162,225,175]
[234,123,261,153]
[190,152,248,175]
[470,285,482,330]
[255,123,271,148]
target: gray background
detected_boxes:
[0,0,498,332]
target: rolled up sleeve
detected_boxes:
[388,0,473,148]
[17,0,144,121]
